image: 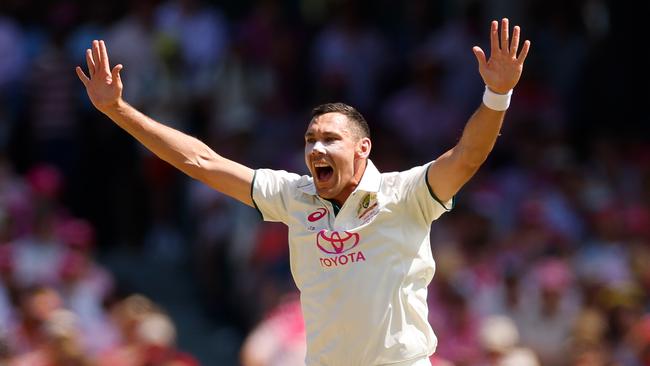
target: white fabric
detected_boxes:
[388,357,432,366]
[482,86,513,111]
[252,160,452,365]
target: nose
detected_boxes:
[311,141,326,154]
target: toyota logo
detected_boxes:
[316,230,360,254]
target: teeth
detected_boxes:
[314,162,330,167]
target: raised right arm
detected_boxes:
[76,40,254,207]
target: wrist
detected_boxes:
[99,98,126,115]
[100,101,130,125]
[482,86,513,111]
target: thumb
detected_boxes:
[472,46,487,68]
[111,64,123,84]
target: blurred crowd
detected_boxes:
[1,0,649,365]
[0,162,199,365]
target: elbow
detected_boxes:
[458,147,489,172]
[184,147,222,180]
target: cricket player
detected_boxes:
[76,18,529,366]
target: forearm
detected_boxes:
[101,99,254,205]
[103,99,215,175]
[455,103,505,168]
[77,40,254,205]
[426,19,528,202]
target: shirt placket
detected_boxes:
[332,191,360,231]
[314,198,336,230]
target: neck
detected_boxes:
[331,159,367,206]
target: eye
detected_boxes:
[324,136,338,143]
[305,137,315,144]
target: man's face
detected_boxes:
[304,113,369,203]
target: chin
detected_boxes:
[316,190,332,199]
[316,187,336,199]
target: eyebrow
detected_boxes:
[304,131,343,139]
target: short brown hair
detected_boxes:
[311,103,370,139]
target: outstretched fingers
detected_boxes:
[492,19,530,63]
[500,18,509,53]
[99,40,111,74]
[510,26,520,57]
[490,20,499,56]
[91,40,102,74]
[111,64,123,85]
[78,40,120,89]
[517,40,531,65]
[85,49,95,76]
[91,40,109,75]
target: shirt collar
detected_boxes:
[354,159,381,193]
[297,159,381,196]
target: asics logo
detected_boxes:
[307,208,328,222]
[316,230,360,254]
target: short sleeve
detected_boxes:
[398,163,454,224]
[252,169,302,223]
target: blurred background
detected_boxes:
[0,0,649,365]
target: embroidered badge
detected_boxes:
[357,193,378,222]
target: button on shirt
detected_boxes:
[252,160,452,366]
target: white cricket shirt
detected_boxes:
[252,160,452,366]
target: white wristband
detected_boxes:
[482,86,513,111]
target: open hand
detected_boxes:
[472,19,530,94]
[75,40,123,113]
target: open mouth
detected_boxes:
[314,162,334,183]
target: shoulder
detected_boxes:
[379,165,429,192]
[255,168,315,196]
[256,168,305,185]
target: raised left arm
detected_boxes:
[427,18,530,203]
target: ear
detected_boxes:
[356,137,372,159]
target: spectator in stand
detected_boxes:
[7,286,63,356]
[518,258,579,365]
[11,204,66,289]
[9,309,93,366]
[155,0,229,98]
[136,312,199,366]
[240,294,305,366]
[99,294,198,366]
[477,315,539,366]
[0,209,16,331]
[99,294,157,366]
[632,315,650,365]
[310,2,388,111]
[381,50,464,161]
[57,218,117,355]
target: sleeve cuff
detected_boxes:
[425,163,455,211]
[250,170,263,220]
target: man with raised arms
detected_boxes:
[76,18,529,366]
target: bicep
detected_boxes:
[427,147,480,203]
